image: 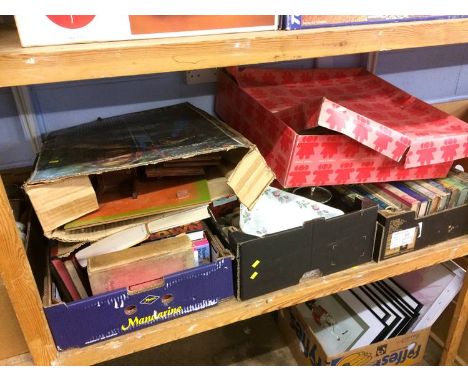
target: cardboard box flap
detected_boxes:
[226,146,275,209]
[227,67,468,169]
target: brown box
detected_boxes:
[24,103,274,239]
[0,278,29,360]
[278,307,430,366]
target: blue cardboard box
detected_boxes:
[42,230,234,351]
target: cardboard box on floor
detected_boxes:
[216,67,468,187]
[24,102,274,240]
[278,307,430,366]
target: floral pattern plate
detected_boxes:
[240,186,344,237]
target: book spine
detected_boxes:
[391,183,428,217]
[404,181,440,215]
[444,176,468,205]
[417,180,449,211]
[427,180,454,208]
[374,183,420,214]
[50,258,81,301]
[437,179,461,207]
[362,184,405,211]
[350,185,393,210]
[193,238,211,265]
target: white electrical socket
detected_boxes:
[185,69,218,85]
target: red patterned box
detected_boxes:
[216,67,468,187]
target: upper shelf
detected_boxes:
[1,18,468,88]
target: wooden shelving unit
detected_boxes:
[0,19,467,366]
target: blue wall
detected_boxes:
[1,43,467,170]
[0,88,35,169]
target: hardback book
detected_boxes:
[392,261,465,331]
[391,183,430,217]
[87,234,196,295]
[443,176,468,205]
[426,179,454,208]
[146,221,205,242]
[145,166,206,177]
[374,183,421,216]
[50,256,81,302]
[74,204,210,267]
[359,184,406,212]
[403,181,440,215]
[193,237,211,265]
[449,168,468,183]
[64,178,211,230]
[436,178,462,207]
[63,259,89,299]
[416,180,451,211]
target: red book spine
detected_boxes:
[50,258,81,301]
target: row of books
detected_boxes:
[333,169,468,218]
[297,261,464,355]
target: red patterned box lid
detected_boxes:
[227,67,468,169]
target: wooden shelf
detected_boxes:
[1,18,468,366]
[53,235,468,366]
[1,18,468,87]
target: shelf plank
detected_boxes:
[1,18,468,87]
[55,234,468,366]
[0,178,57,366]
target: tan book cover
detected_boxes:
[87,234,195,295]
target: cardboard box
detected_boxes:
[15,15,279,47]
[209,194,378,300]
[0,278,29,360]
[216,68,468,187]
[24,102,274,239]
[39,225,235,351]
[278,307,430,366]
[374,203,468,261]
[281,15,466,30]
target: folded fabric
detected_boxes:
[240,186,344,237]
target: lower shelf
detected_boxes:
[54,234,468,366]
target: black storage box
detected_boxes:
[374,203,468,261]
[209,196,378,300]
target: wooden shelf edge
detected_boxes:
[0,352,34,366]
[54,234,468,366]
[1,18,467,87]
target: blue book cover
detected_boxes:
[391,183,429,217]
